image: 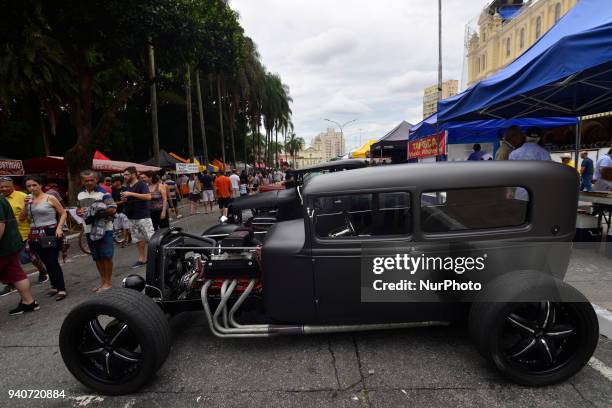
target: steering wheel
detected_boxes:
[343,211,357,236]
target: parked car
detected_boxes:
[227,158,368,228]
[59,161,598,395]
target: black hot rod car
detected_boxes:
[59,161,599,395]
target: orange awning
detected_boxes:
[169,152,190,163]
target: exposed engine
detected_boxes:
[163,228,262,301]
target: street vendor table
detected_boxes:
[579,191,612,232]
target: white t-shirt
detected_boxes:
[229,174,240,189]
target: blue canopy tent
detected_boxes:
[409,113,577,143]
[408,113,577,160]
[438,0,612,123]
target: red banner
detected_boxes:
[0,159,24,176]
[408,131,447,159]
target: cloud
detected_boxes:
[292,28,357,65]
[386,71,437,95]
[323,92,371,114]
[231,0,487,142]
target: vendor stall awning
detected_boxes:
[350,140,377,158]
[438,0,612,122]
[142,150,181,167]
[371,121,412,151]
[23,156,160,174]
[409,113,577,143]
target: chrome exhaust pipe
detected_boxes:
[200,279,449,338]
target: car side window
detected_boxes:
[313,192,411,238]
[420,187,529,233]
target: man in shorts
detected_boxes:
[121,166,153,268]
[214,171,232,217]
[229,170,240,198]
[200,170,215,214]
[0,194,39,315]
[77,170,117,291]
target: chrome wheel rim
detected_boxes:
[77,317,143,384]
[500,301,580,374]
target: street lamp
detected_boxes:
[324,118,357,156]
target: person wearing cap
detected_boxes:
[560,153,578,172]
[508,127,551,161]
[579,151,594,192]
[594,148,612,191]
[496,126,524,161]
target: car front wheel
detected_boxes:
[59,289,171,395]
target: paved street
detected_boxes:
[0,210,611,408]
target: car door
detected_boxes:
[309,190,428,324]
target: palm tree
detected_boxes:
[285,133,305,168]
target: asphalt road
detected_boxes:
[0,210,611,408]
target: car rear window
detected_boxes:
[420,187,528,233]
[314,192,411,238]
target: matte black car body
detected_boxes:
[60,160,599,394]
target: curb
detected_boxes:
[593,303,612,339]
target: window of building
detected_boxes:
[483,53,487,70]
[535,16,542,39]
[476,57,480,73]
[420,187,529,233]
[520,27,525,49]
[506,37,511,57]
[314,192,412,238]
[554,3,562,22]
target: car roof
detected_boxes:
[302,161,577,196]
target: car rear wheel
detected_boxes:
[469,273,598,386]
[59,289,171,395]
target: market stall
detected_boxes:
[23,156,160,174]
[408,114,578,162]
[349,140,377,159]
[142,149,181,168]
[370,121,412,164]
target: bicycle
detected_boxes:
[67,210,128,255]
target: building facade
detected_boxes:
[422,80,458,119]
[311,128,345,162]
[467,0,577,87]
[295,146,323,168]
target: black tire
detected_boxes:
[59,289,171,395]
[469,271,599,386]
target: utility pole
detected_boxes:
[186,65,195,162]
[148,37,160,167]
[195,70,209,166]
[217,76,226,166]
[437,0,443,103]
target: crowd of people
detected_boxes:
[0,163,296,315]
[464,126,612,192]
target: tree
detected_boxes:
[285,133,305,168]
[0,0,293,198]
[0,0,198,202]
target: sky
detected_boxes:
[231,0,490,152]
